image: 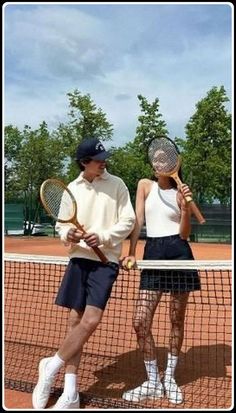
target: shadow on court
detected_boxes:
[84,343,231,400]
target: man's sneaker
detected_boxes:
[32,357,55,409]
[163,377,183,404]
[52,393,80,409]
[122,380,164,402]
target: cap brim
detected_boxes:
[91,151,111,161]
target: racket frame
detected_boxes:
[148,137,206,224]
[40,179,109,263]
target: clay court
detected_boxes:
[4,235,232,259]
[4,237,232,409]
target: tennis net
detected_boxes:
[4,254,232,409]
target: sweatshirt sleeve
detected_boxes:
[55,222,74,245]
[98,184,135,248]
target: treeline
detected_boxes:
[5,85,232,224]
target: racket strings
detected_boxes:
[148,137,179,173]
[42,182,74,221]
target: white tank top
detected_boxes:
[145,182,181,237]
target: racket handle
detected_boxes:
[189,201,206,224]
[74,222,109,263]
[92,246,109,264]
[172,174,205,224]
[185,195,193,203]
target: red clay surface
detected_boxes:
[4,236,232,259]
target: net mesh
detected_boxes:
[148,137,179,173]
[4,254,232,409]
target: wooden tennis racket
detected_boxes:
[40,178,109,263]
[148,136,206,224]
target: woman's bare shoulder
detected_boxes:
[138,178,153,186]
[137,178,154,197]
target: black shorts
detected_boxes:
[55,258,119,311]
[140,234,201,293]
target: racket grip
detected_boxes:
[185,195,193,203]
[74,222,109,263]
[92,246,109,263]
[189,201,206,224]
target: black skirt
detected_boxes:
[140,234,201,293]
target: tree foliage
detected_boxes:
[108,142,152,205]
[135,95,168,153]
[175,86,231,205]
[4,86,232,233]
[5,122,65,228]
[4,91,114,229]
[55,89,113,181]
[108,95,168,202]
[5,125,22,197]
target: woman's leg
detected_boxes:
[168,292,189,356]
[133,290,163,385]
[133,290,162,360]
[164,291,190,404]
[122,290,164,402]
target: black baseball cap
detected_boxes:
[75,138,111,161]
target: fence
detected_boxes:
[190,204,231,243]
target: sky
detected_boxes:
[3,2,233,148]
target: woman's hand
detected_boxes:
[178,184,192,210]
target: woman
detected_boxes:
[122,170,200,405]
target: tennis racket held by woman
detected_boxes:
[40,178,109,263]
[148,136,206,224]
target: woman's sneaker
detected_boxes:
[163,377,183,404]
[122,380,164,402]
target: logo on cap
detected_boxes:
[96,143,105,152]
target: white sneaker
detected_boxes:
[32,357,55,409]
[52,393,80,409]
[122,380,164,402]
[164,377,183,404]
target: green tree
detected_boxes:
[4,125,22,201]
[135,94,168,152]
[108,143,152,205]
[55,89,113,180]
[108,95,168,203]
[176,86,231,204]
[5,122,65,231]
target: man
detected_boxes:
[32,138,135,409]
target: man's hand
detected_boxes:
[83,232,100,247]
[67,228,84,243]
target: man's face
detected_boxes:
[84,159,107,176]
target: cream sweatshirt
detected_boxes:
[55,170,135,264]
